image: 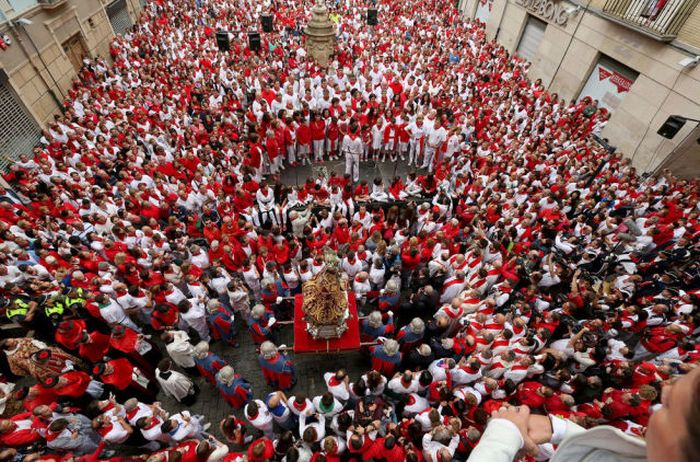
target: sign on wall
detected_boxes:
[578,55,639,112]
[515,0,571,26]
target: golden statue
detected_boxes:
[301,253,349,339]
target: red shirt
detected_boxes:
[247,438,274,462]
[297,124,312,145]
[310,119,326,140]
[100,358,135,390]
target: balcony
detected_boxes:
[37,0,67,9]
[601,0,700,41]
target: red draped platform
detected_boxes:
[293,292,361,353]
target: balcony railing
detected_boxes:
[601,0,699,41]
[37,0,66,8]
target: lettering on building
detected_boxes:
[515,0,570,26]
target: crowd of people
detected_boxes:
[0,0,699,461]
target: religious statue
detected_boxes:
[301,249,350,339]
[304,0,336,67]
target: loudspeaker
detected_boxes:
[261,14,273,33]
[367,8,378,26]
[657,115,686,139]
[215,31,230,52]
[248,31,261,52]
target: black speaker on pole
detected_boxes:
[261,14,273,33]
[215,31,230,52]
[657,115,686,139]
[367,8,378,26]
[248,31,261,52]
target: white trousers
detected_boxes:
[313,139,325,160]
[422,146,436,172]
[345,152,360,182]
[408,139,422,165]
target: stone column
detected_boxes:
[304,1,336,67]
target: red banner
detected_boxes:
[610,72,632,93]
[598,66,632,93]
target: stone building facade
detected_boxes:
[0,0,142,167]
[459,0,700,178]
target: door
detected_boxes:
[0,71,40,171]
[62,34,88,73]
[516,15,547,63]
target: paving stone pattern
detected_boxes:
[159,161,421,442]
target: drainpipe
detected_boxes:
[548,0,592,90]
[494,0,510,41]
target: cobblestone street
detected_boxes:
[156,318,370,443]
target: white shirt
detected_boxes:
[341,258,363,278]
[388,376,420,395]
[341,134,363,156]
[180,300,209,339]
[324,372,350,401]
[245,399,273,430]
[140,416,169,443]
[102,416,130,444]
[169,411,202,441]
[403,393,430,417]
[98,299,130,325]
[156,369,194,402]
[312,395,343,417]
[426,125,447,149]
[422,433,459,462]
[166,331,196,368]
[125,402,152,425]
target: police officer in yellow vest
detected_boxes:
[4,296,38,323]
[45,287,88,323]
[64,287,87,311]
[44,295,66,322]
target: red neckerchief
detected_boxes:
[293,400,306,411]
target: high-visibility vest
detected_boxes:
[6,299,29,319]
[65,295,85,308]
[45,301,65,318]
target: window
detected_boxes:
[0,0,39,19]
[474,0,493,24]
[0,71,40,171]
[106,0,132,37]
[516,15,547,63]
[62,34,88,73]
[578,55,639,113]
